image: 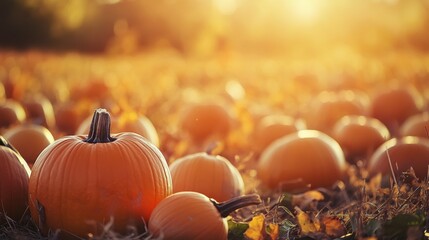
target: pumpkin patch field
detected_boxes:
[2,1,429,240]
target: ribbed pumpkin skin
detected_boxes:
[258,130,346,191]
[0,144,31,222]
[170,152,244,202]
[4,124,54,166]
[148,192,227,240]
[28,132,172,237]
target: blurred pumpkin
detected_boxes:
[252,115,306,153]
[29,109,172,238]
[369,87,424,134]
[0,136,31,223]
[368,137,429,180]
[304,91,369,134]
[180,103,232,143]
[76,111,159,147]
[399,112,429,138]
[332,115,390,162]
[148,192,261,240]
[0,100,26,129]
[55,101,94,135]
[169,152,244,202]
[3,124,54,167]
[0,82,5,101]
[22,94,56,130]
[257,130,346,191]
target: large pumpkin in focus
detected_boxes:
[252,115,306,153]
[304,91,369,134]
[0,100,26,129]
[257,130,346,191]
[180,103,231,143]
[22,94,56,130]
[368,137,429,180]
[76,111,159,147]
[369,87,424,133]
[399,112,429,138]
[332,115,390,162]
[0,136,31,223]
[29,109,172,238]
[169,152,244,202]
[3,124,54,167]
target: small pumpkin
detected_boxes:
[0,100,26,129]
[54,101,94,135]
[369,87,424,133]
[180,103,232,143]
[3,124,54,167]
[257,130,346,191]
[28,109,172,238]
[76,111,159,147]
[169,152,244,202]
[368,137,429,180]
[22,94,56,130]
[332,115,390,162]
[252,115,306,153]
[399,112,429,138]
[0,136,31,223]
[148,191,261,240]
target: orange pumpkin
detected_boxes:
[257,130,346,191]
[3,124,54,167]
[28,109,172,238]
[148,192,261,240]
[252,115,306,153]
[332,115,390,162]
[76,111,159,147]
[369,87,424,133]
[180,103,232,143]
[368,137,429,180]
[399,112,429,138]
[304,91,369,134]
[169,152,244,202]
[55,102,93,135]
[0,100,26,129]
[0,136,31,223]
[22,94,56,130]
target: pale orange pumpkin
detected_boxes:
[22,94,56,130]
[399,112,429,138]
[0,100,26,129]
[76,111,159,147]
[28,109,172,238]
[368,137,429,180]
[169,152,244,202]
[3,124,54,167]
[257,130,346,191]
[332,115,390,162]
[148,192,261,240]
[0,136,31,223]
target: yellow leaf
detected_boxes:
[267,223,279,240]
[321,216,346,238]
[295,207,320,235]
[292,190,324,210]
[244,214,265,240]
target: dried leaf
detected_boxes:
[320,216,346,238]
[292,190,324,210]
[228,217,249,240]
[244,214,265,240]
[295,207,320,235]
[267,223,279,240]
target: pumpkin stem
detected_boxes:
[0,136,20,154]
[84,109,116,143]
[211,194,261,218]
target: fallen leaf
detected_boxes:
[295,207,320,235]
[321,216,347,238]
[244,214,265,240]
[292,190,324,210]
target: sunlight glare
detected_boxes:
[213,0,238,15]
[288,0,322,24]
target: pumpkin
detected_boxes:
[0,82,5,101]
[0,100,26,129]
[257,130,346,191]
[180,103,232,143]
[55,102,94,135]
[148,191,261,240]
[0,136,31,223]
[28,109,172,238]
[332,115,390,162]
[3,124,54,167]
[368,137,429,180]
[169,152,244,202]
[399,112,429,138]
[22,94,56,130]
[369,87,424,133]
[76,111,159,147]
[252,115,306,153]
[304,91,369,134]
